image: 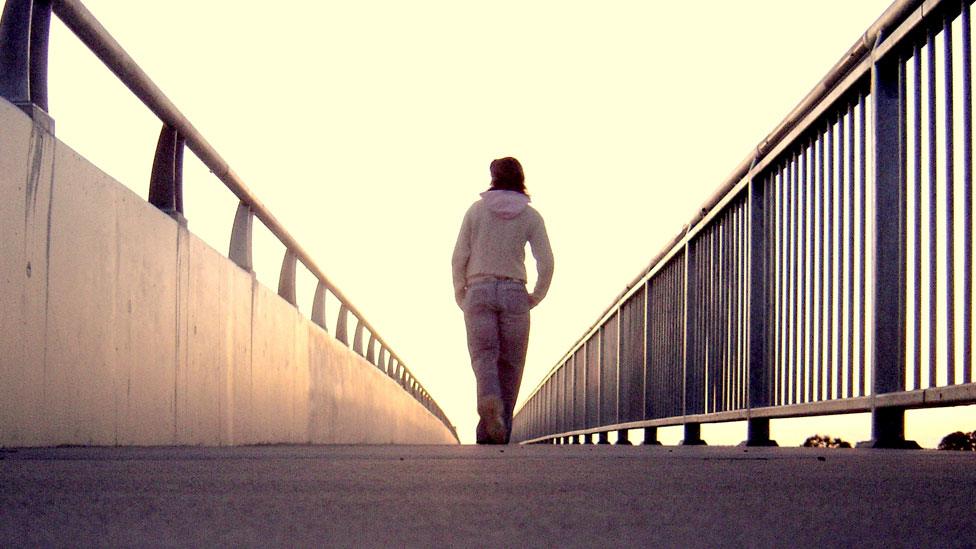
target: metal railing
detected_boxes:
[513,0,976,447]
[0,0,457,441]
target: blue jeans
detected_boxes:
[462,280,530,444]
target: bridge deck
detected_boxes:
[1,444,973,547]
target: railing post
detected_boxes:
[353,319,364,356]
[277,250,297,305]
[366,335,377,365]
[311,281,328,331]
[860,36,919,449]
[336,304,349,345]
[228,202,254,272]
[642,426,661,446]
[680,422,705,446]
[744,175,778,447]
[616,429,631,445]
[148,125,186,223]
[0,0,54,131]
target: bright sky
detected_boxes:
[43,0,975,446]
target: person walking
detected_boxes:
[452,157,554,444]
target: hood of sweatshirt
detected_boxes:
[480,190,530,220]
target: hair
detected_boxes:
[489,157,527,194]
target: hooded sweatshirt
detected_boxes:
[452,190,554,305]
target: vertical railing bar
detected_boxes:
[859,90,868,397]
[682,242,691,418]
[723,215,732,411]
[732,205,738,410]
[738,201,745,408]
[848,98,858,399]
[680,257,687,416]
[771,171,779,405]
[742,198,750,408]
[657,272,664,419]
[714,227,721,412]
[798,145,808,404]
[773,170,782,405]
[713,223,731,411]
[702,234,709,413]
[736,201,744,409]
[964,0,974,385]
[641,280,649,424]
[827,118,836,401]
[714,225,720,409]
[913,43,924,390]
[649,278,657,421]
[782,165,788,405]
[713,225,719,412]
[685,246,693,418]
[946,14,957,387]
[671,276,679,421]
[838,108,848,398]
[733,204,739,409]
[817,129,826,402]
[702,236,708,414]
[806,139,816,402]
[928,26,939,388]
[898,51,909,392]
[797,146,806,403]
[733,205,739,410]
[665,266,672,417]
[788,153,798,405]
[671,261,679,417]
[718,222,726,411]
[700,237,708,413]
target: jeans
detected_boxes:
[462,280,530,444]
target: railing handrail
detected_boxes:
[0,0,456,439]
[517,0,921,412]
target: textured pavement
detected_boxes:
[1,444,974,548]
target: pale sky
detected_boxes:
[43,0,975,446]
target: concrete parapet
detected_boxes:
[0,99,456,447]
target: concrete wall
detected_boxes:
[0,99,456,447]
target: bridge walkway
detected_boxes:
[1,444,973,547]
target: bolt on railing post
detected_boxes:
[0,0,54,131]
[228,201,253,272]
[860,35,919,449]
[277,249,297,305]
[745,175,778,447]
[311,281,328,331]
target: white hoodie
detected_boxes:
[452,190,554,306]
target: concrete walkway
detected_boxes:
[1,444,973,547]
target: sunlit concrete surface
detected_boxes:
[0,100,454,448]
[1,445,973,547]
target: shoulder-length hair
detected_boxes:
[489,157,527,194]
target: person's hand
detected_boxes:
[528,294,539,309]
[455,289,466,309]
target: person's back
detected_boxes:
[452,157,553,444]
